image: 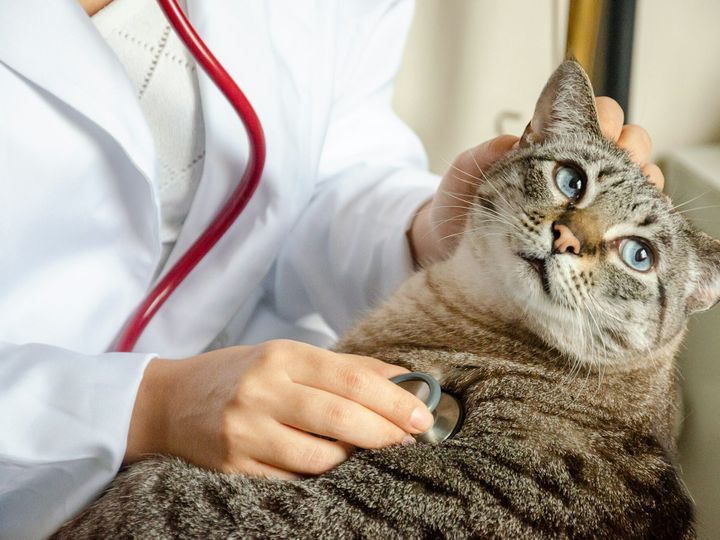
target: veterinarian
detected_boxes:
[0,0,662,537]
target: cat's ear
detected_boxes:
[687,232,720,314]
[520,59,602,146]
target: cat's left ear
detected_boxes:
[687,232,720,314]
[520,59,602,146]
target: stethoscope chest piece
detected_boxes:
[391,372,464,443]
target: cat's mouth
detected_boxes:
[519,254,552,296]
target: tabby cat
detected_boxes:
[55,60,719,539]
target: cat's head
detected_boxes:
[461,60,720,366]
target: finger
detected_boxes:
[642,162,665,191]
[252,422,352,475]
[336,352,408,380]
[279,384,411,449]
[234,459,302,480]
[617,124,652,165]
[289,353,434,434]
[595,96,624,141]
[279,342,409,380]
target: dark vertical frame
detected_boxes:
[566,0,638,120]
[601,0,637,117]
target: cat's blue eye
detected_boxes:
[555,166,585,201]
[619,238,655,272]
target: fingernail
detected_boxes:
[402,435,416,446]
[410,407,434,432]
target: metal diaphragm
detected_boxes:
[390,372,464,443]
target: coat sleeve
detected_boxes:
[272,0,441,334]
[0,342,154,539]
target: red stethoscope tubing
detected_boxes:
[114,0,266,352]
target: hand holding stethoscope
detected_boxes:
[126,341,438,478]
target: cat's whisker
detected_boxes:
[473,167,516,211]
[448,172,485,189]
[475,215,524,236]
[671,190,711,211]
[675,204,720,215]
[573,323,591,391]
[428,204,477,211]
[423,203,505,218]
[473,205,524,229]
[586,290,626,324]
[423,212,469,234]
[442,159,485,183]
[582,297,610,390]
[427,210,519,235]
[465,213,525,239]
[440,191,485,210]
[568,272,619,392]
[565,289,595,389]
[433,188,518,228]
[474,204,520,223]
[431,197,510,222]
[560,299,587,387]
[438,189,476,204]
[416,197,524,242]
[437,229,509,244]
[578,298,600,389]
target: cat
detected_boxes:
[54,60,719,539]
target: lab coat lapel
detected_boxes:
[0,0,157,188]
[135,1,301,355]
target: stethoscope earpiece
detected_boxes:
[391,372,464,443]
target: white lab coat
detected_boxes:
[0,0,439,537]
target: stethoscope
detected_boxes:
[114,0,265,352]
[391,373,464,443]
[113,0,464,441]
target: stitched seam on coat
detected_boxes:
[138,25,171,99]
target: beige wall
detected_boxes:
[631,0,720,160]
[394,0,720,175]
[392,1,720,538]
[393,0,568,173]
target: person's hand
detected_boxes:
[408,97,665,268]
[125,340,435,479]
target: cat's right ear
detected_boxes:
[686,232,720,314]
[520,59,603,146]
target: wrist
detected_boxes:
[408,200,442,268]
[125,357,175,463]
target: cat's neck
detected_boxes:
[341,242,556,357]
[339,258,552,360]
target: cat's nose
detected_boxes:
[552,222,581,255]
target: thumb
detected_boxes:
[411,134,520,268]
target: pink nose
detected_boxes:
[553,223,581,254]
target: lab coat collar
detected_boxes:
[0,0,248,355]
[0,0,157,186]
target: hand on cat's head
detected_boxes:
[408,97,664,269]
